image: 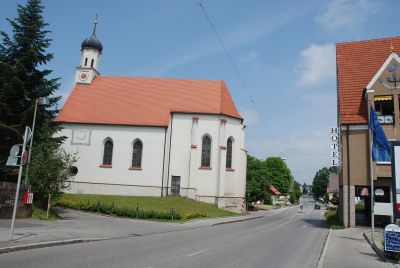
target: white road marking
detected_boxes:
[186,248,210,257]
[238,234,252,240]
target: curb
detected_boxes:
[363,232,387,262]
[210,215,263,226]
[317,228,331,268]
[0,238,105,255]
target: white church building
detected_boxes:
[55,23,247,212]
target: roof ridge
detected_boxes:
[98,75,222,83]
[336,36,400,46]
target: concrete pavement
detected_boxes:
[320,227,397,267]
[0,204,397,268]
[0,207,263,253]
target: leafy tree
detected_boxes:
[0,0,61,181]
[264,157,292,195]
[290,181,302,204]
[29,125,76,213]
[312,167,331,199]
[246,155,271,204]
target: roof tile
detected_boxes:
[337,36,400,124]
[55,76,242,126]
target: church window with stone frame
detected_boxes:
[132,139,143,168]
[201,135,211,167]
[226,137,233,169]
[102,139,113,166]
[91,59,94,68]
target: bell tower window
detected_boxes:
[91,59,94,68]
[84,58,88,66]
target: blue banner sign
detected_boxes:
[385,224,400,252]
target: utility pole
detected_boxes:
[10,126,30,241]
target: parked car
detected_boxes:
[314,203,321,210]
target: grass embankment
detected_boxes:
[324,210,344,229]
[32,204,61,221]
[57,194,236,221]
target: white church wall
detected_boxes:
[58,123,166,196]
[168,113,246,204]
[224,120,246,198]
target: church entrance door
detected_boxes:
[171,176,181,196]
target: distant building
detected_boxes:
[55,22,247,212]
[326,172,338,200]
[337,36,400,227]
[270,186,281,204]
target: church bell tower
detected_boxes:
[75,16,103,84]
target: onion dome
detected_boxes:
[81,16,103,53]
[81,35,103,53]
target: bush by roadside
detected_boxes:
[324,210,344,229]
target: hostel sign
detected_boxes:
[331,128,340,166]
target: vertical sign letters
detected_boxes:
[331,128,340,167]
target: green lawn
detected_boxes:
[32,204,61,221]
[57,194,236,221]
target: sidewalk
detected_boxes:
[0,207,263,253]
[321,227,396,268]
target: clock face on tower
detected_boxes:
[79,71,88,81]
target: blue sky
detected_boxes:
[1,0,400,184]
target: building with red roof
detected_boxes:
[56,23,247,212]
[337,36,400,227]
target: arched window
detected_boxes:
[102,139,113,166]
[201,136,211,167]
[91,59,94,68]
[84,58,88,66]
[226,137,233,169]
[132,140,143,168]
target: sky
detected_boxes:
[1,0,400,184]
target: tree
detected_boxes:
[29,126,76,214]
[0,0,61,182]
[312,167,334,199]
[246,155,271,204]
[264,157,292,195]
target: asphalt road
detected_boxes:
[0,197,328,268]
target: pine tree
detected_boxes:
[0,0,61,181]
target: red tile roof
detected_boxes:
[270,186,281,196]
[55,76,242,126]
[337,36,400,124]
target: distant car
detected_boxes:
[314,203,321,210]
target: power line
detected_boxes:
[195,1,281,154]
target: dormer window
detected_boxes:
[374,96,393,124]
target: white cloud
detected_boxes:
[239,107,260,127]
[315,0,381,32]
[240,51,259,62]
[295,43,336,87]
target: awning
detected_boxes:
[374,96,393,101]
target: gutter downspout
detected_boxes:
[346,124,351,227]
[367,103,375,243]
[166,113,174,196]
[161,127,167,197]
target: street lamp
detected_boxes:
[24,97,49,185]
